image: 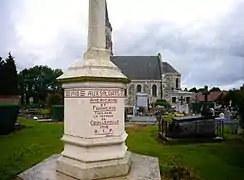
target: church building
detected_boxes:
[105,2,193,108]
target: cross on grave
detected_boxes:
[229,100,232,107]
[178,96,184,105]
[202,86,210,102]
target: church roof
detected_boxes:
[111,56,180,80]
[162,62,179,74]
[111,56,162,80]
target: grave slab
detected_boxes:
[17,153,161,180]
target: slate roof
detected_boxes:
[111,56,179,80]
[162,62,179,74]
[111,56,161,80]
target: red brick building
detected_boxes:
[194,91,227,103]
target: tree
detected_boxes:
[0,53,18,95]
[189,87,198,93]
[18,66,63,105]
[198,87,206,93]
[210,87,221,92]
[184,88,188,91]
[223,89,244,128]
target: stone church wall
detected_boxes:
[125,80,161,107]
[162,72,182,103]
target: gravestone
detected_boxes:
[170,116,218,138]
[17,1,160,180]
[175,104,189,114]
[178,96,184,105]
[136,92,148,107]
[202,86,210,102]
[136,92,149,115]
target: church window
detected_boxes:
[172,97,177,103]
[152,85,157,97]
[136,84,142,92]
[124,88,127,97]
[176,78,179,89]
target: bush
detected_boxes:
[0,104,19,135]
[51,105,64,121]
[190,102,215,114]
[162,156,201,180]
[162,113,185,124]
[155,99,171,108]
[236,91,244,128]
[37,108,50,115]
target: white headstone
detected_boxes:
[219,112,225,118]
[136,92,148,107]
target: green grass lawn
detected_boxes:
[1,118,244,180]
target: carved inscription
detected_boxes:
[65,89,124,136]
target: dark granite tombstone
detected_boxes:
[169,116,216,138]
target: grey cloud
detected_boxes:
[113,2,244,89]
[0,0,28,70]
[0,0,243,89]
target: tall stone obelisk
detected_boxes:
[56,0,131,179]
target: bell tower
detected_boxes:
[105,1,113,55]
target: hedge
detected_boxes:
[0,104,19,135]
[190,102,215,114]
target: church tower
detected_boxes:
[105,1,113,55]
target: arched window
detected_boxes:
[136,84,141,92]
[124,88,127,97]
[176,78,179,89]
[152,85,157,97]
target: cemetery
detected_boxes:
[1,0,244,180]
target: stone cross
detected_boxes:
[229,100,232,107]
[83,0,111,61]
[202,86,210,102]
[179,96,184,105]
[87,0,106,50]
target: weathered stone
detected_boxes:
[17,153,161,180]
[56,152,131,179]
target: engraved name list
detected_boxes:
[65,88,124,136]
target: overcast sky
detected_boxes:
[0,0,244,90]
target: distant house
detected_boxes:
[195,91,227,103]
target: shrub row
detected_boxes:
[0,104,19,135]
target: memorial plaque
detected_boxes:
[64,88,124,138]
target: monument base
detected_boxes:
[17,152,161,180]
[56,152,131,179]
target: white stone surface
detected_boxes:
[57,0,128,82]
[56,152,131,179]
[87,0,106,50]
[60,82,129,163]
[58,54,128,81]
[17,153,161,180]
